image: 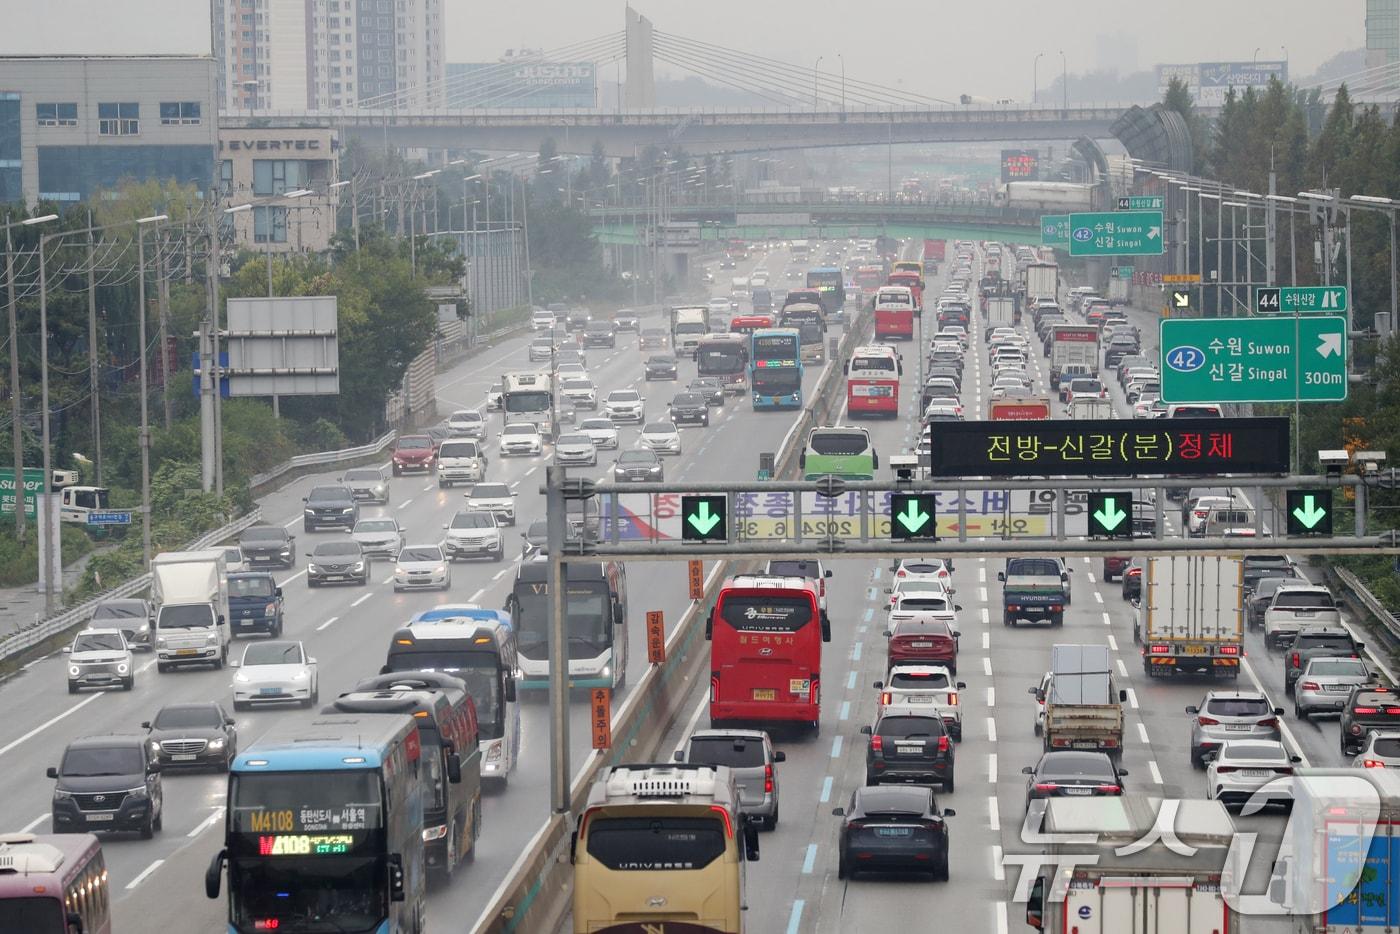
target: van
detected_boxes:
[436,439,487,488]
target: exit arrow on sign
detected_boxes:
[687,502,722,535]
[896,499,930,533]
[1094,499,1127,531]
[1173,291,1190,308]
[1317,332,1342,358]
[1292,495,1327,529]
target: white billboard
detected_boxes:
[0,0,213,57]
[1156,61,1288,106]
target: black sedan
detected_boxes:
[521,518,548,560]
[143,702,238,771]
[689,377,725,406]
[833,785,954,881]
[1023,751,1127,809]
[669,392,710,427]
[613,449,664,483]
[645,354,679,380]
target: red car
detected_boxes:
[883,619,960,676]
[1102,556,1131,581]
[391,435,436,476]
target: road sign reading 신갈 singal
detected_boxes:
[1068,210,1165,257]
[1117,196,1164,211]
[1286,489,1334,536]
[1255,286,1349,315]
[1040,214,1070,246]
[1159,316,1348,403]
[890,493,937,541]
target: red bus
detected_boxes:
[855,264,886,295]
[0,832,111,934]
[728,313,774,336]
[873,286,916,341]
[887,269,924,309]
[845,345,902,417]
[708,575,829,731]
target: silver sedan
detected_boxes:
[1295,657,1376,719]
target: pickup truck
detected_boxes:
[227,571,284,638]
[874,664,966,740]
[1265,583,1341,650]
[1034,644,1126,757]
[999,557,1071,627]
[1283,624,1365,694]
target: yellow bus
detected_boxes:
[572,764,760,933]
[892,259,924,280]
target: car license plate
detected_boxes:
[1072,741,1099,749]
[172,754,197,761]
[1064,787,1093,795]
[910,641,934,649]
[904,694,936,704]
[1183,645,1209,655]
[895,742,924,755]
[752,689,776,701]
[1225,724,1253,731]
[875,827,911,837]
[1241,769,1272,779]
[1295,610,1315,617]
[86,813,114,822]
[260,688,280,696]
[175,648,197,656]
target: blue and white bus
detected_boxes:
[507,561,629,692]
[380,606,520,788]
[749,327,803,410]
[206,715,428,934]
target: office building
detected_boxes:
[0,56,217,205]
[218,126,340,253]
[215,0,446,111]
[1367,0,1400,70]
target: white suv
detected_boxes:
[605,389,645,424]
[531,309,555,331]
[442,510,504,562]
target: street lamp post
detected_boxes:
[3,213,58,545]
[1059,51,1067,110]
[1033,52,1044,105]
[1350,194,1399,331]
[134,214,168,567]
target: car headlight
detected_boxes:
[342,506,355,514]
[485,743,502,761]
[434,565,447,574]
[293,671,309,681]
[69,666,80,677]
[235,673,250,683]
[117,663,129,674]
[649,466,662,474]
[148,740,162,751]
[303,508,314,516]
[156,637,168,648]
[602,665,611,678]
[126,785,150,799]
[208,739,225,749]
[353,562,365,571]
[205,632,218,645]
[53,789,73,800]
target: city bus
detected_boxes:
[887,268,924,309]
[501,370,554,439]
[728,313,773,337]
[855,263,887,295]
[329,672,483,881]
[777,303,827,365]
[844,344,902,418]
[799,425,879,479]
[0,832,110,934]
[748,328,803,410]
[806,266,846,315]
[380,606,520,787]
[873,285,916,341]
[206,715,427,934]
[708,574,829,730]
[506,561,629,692]
[571,763,760,934]
[695,333,750,394]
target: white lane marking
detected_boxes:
[1241,655,1311,767]
[492,567,512,581]
[282,515,301,529]
[830,735,843,758]
[1102,611,1111,626]
[978,566,986,583]
[137,659,156,674]
[980,607,990,625]
[421,484,432,492]
[278,568,308,587]
[989,796,1001,832]
[983,657,993,677]
[469,588,486,602]
[20,812,48,833]
[996,903,1009,934]
[125,859,165,890]
[189,806,226,837]
[316,616,340,632]
[988,753,998,784]
[992,844,1005,881]
[1116,658,1129,677]
[1093,592,1104,604]
[1087,573,1097,584]
[1149,760,1164,785]
[0,693,102,758]
[987,717,998,743]
[398,499,415,509]
[1125,689,1139,709]
[1137,722,1151,744]
[986,687,996,709]
[1107,634,1118,651]
[978,586,988,602]
[351,592,372,607]
[981,631,990,650]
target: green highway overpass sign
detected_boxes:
[1159,316,1348,403]
[1255,286,1349,314]
[1068,211,1165,256]
[1117,196,1164,210]
[1040,214,1070,246]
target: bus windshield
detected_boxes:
[585,815,727,871]
[697,343,745,374]
[382,650,504,738]
[504,390,551,413]
[849,355,896,374]
[807,431,870,456]
[513,582,612,659]
[807,269,842,289]
[718,594,813,631]
[0,898,64,932]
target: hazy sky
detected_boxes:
[446,0,1366,100]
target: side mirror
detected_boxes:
[46,766,58,779]
[996,572,1006,582]
[66,911,85,934]
[1117,769,1129,777]
[1291,755,1303,764]
[229,660,240,669]
[308,658,317,666]
[873,680,885,689]
[1358,643,1367,652]
[148,761,161,774]
[225,717,236,726]
[883,587,893,594]
[505,679,517,703]
[1118,689,1128,703]
[956,681,967,690]
[1185,705,1199,714]
[673,750,684,762]
[204,849,226,900]
[141,720,152,730]
[1273,707,1285,716]
[953,630,962,638]
[859,725,873,735]
[1022,766,1034,774]
[743,821,760,861]
[881,630,893,638]
[446,752,463,784]
[274,586,283,597]
[387,853,406,902]
[942,808,956,817]
[61,646,71,654]
[773,751,786,763]
[832,806,846,817]
[1027,686,1039,696]
[305,552,313,557]
[301,497,308,503]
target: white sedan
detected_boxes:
[1205,740,1300,810]
[640,421,683,456]
[394,543,453,589]
[499,423,543,457]
[232,641,318,710]
[989,377,1031,401]
[351,517,404,558]
[577,417,619,449]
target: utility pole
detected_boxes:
[1266,162,1278,287]
[158,230,173,429]
[5,224,24,544]
[86,218,101,482]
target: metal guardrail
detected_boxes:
[247,431,398,491]
[0,509,264,665]
[1334,566,1400,645]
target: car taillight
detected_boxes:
[1355,707,1379,715]
[1363,759,1387,768]
[1299,683,1320,693]
[1214,767,1238,774]
[948,692,958,706]
[1095,785,1122,794]
[1260,717,1279,728]
[870,735,884,753]
[896,569,906,577]
[1149,644,1172,655]
[1006,604,1020,611]
[937,736,949,753]
[1291,653,1300,669]
[880,692,892,706]
[1034,783,1059,792]
[1277,767,1295,775]
[764,763,774,794]
[1049,604,1063,612]
[1196,716,1220,726]
[1387,708,1400,716]
[1218,645,1240,656]
[1193,509,1208,518]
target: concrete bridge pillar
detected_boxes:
[624,6,656,110]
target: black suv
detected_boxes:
[584,320,617,348]
[143,702,238,771]
[1341,686,1400,756]
[302,486,358,532]
[668,393,710,427]
[48,735,163,838]
[239,524,296,568]
[566,308,591,331]
[833,785,954,881]
[862,712,955,791]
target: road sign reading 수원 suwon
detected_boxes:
[1117,196,1164,211]
[1159,317,1348,403]
[1254,286,1349,315]
[1040,214,1070,246]
[1068,210,1165,257]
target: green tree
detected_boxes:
[1161,77,1208,174]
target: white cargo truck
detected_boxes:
[151,549,230,672]
[1024,261,1059,305]
[1025,796,1239,934]
[1108,276,1130,306]
[1047,324,1100,389]
[985,295,1016,328]
[1141,556,1243,679]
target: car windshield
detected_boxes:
[562,378,591,389]
[92,601,145,620]
[1223,743,1286,762]
[558,434,592,446]
[673,394,703,406]
[1308,659,1368,677]
[643,423,674,434]
[580,419,613,431]
[877,716,942,738]
[229,576,275,598]
[62,746,144,777]
[610,391,640,402]
[767,560,821,578]
[451,410,481,422]
[1204,697,1271,717]
[153,706,224,729]
[451,513,495,530]
[240,526,285,543]
[313,542,360,557]
[687,736,766,768]
[1009,559,1061,576]
[343,469,381,482]
[243,643,303,666]
[1040,753,1115,779]
[399,547,443,563]
[307,487,349,503]
[472,484,510,498]
[73,632,125,652]
[618,451,655,465]
[502,424,537,437]
[398,437,432,450]
[355,520,397,533]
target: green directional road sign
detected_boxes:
[1159,316,1348,403]
[681,494,728,542]
[1117,196,1164,210]
[1040,214,1070,246]
[1286,489,1334,536]
[890,493,937,541]
[1087,492,1133,539]
[1068,210,1165,257]
[1255,286,1349,315]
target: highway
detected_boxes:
[0,242,824,931]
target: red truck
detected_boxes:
[989,397,1051,420]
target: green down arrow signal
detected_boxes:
[687,501,723,535]
[1292,495,1327,530]
[1094,499,1128,532]
[896,499,931,534]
